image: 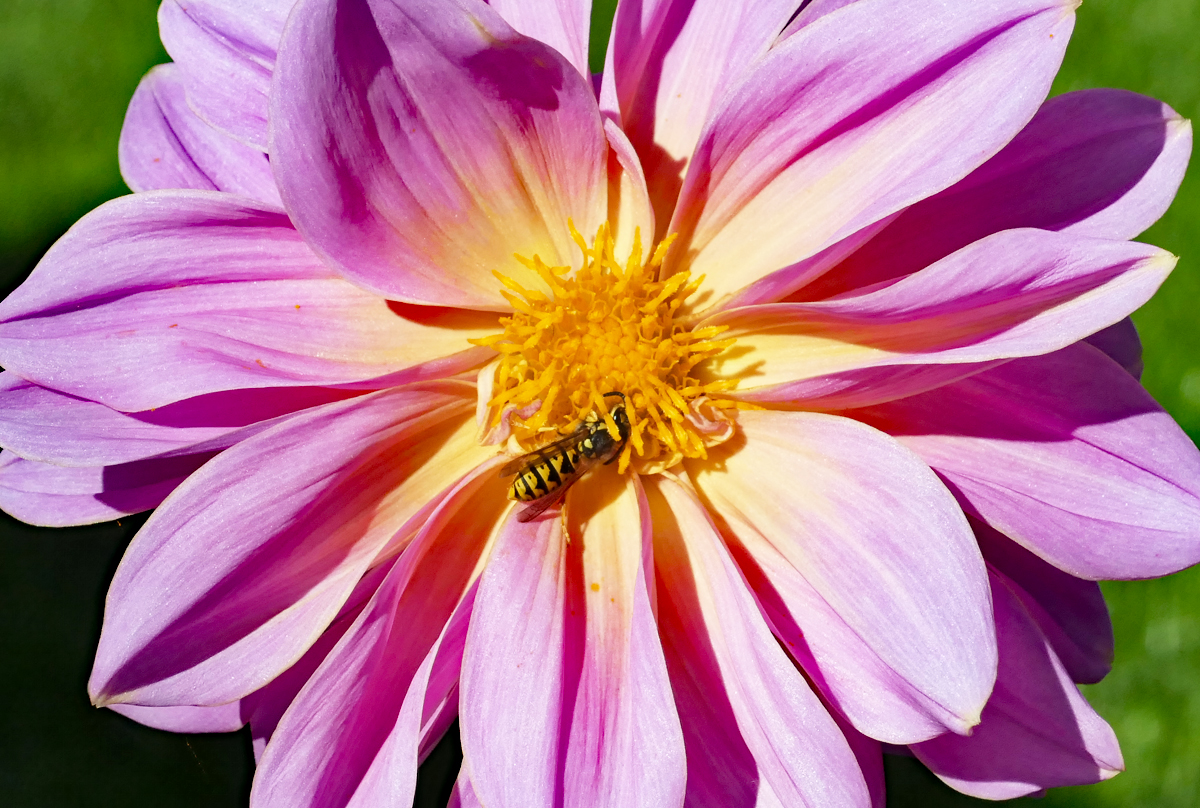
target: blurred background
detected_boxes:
[1,0,1198,805]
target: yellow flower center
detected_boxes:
[472,222,739,474]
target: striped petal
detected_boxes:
[271,0,607,309]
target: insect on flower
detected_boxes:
[503,391,631,522]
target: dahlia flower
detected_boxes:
[3,0,1199,804]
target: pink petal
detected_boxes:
[271,0,607,310]
[604,119,656,263]
[703,229,1173,409]
[109,701,246,733]
[802,88,1192,300]
[488,0,591,78]
[974,519,1113,685]
[448,765,482,808]
[668,0,1074,309]
[157,0,292,149]
[460,511,568,808]
[650,475,870,807]
[599,0,801,230]
[0,192,493,411]
[1085,317,1143,379]
[912,570,1123,799]
[119,63,282,205]
[251,463,502,808]
[0,372,361,467]
[0,450,210,527]
[688,410,996,741]
[561,473,686,808]
[88,383,492,707]
[855,343,1200,580]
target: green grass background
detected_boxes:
[1,0,1198,805]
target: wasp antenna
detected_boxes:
[601,391,626,400]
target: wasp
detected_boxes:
[502,392,631,523]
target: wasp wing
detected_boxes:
[498,430,582,478]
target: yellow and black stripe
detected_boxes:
[511,444,581,502]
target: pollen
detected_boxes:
[472,222,739,474]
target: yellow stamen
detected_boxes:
[476,221,739,469]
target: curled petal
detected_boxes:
[688,410,996,742]
[912,570,1123,799]
[0,192,494,411]
[158,0,292,149]
[668,0,1074,309]
[855,343,1200,579]
[120,63,282,205]
[0,450,211,528]
[804,89,1192,299]
[703,229,1174,409]
[271,0,607,309]
[88,382,493,707]
[649,475,870,807]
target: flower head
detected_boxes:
[2,0,1199,805]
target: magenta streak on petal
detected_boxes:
[120,63,282,206]
[158,0,293,149]
[251,459,499,808]
[853,343,1200,580]
[0,449,214,528]
[650,476,871,807]
[973,519,1113,685]
[800,89,1192,301]
[912,570,1123,800]
[0,372,363,467]
[88,383,483,708]
[271,0,607,309]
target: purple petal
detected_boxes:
[704,229,1173,409]
[855,343,1200,579]
[0,450,211,527]
[460,511,569,808]
[271,0,607,309]
[561,473,686,808]
[668,0,1074,309]
[1084,317,1143,379]
[974,519,1113,684]
[158,0,292,149]
[912,570,1123,799]
[650,476,870,807]
[600,0,801,230]
[688,410,997,742]
[803,88,1191,300]
[88,383,492,707]
[488,0,591,78]
[120,63,282,205]
[0,372,361,467]
[251,464,501,808]
[0,192,493,411]
[109,701,245,733]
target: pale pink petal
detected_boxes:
[669,0,1074,309]
[488,0,591,78]
[974,519,1113,685]
[0,192,493,411]
[88,383,494,707]
[600,0,800,230]
[562,473,686,808]
[448,765,482,808]
[779,0,862,35]
[460,512,568,808]
[0,450,210,527]
[830,713,886,808]
[158,0,293,149]
[271,0,607,310]
[109,701,246,733]
[251,464,502,808]
[604,119,656,263]
[120,64,282,205]
[649,475,871,807]
[703,229,1173,409]
[802,89,1192,300]
[688,410,996,741]
[0,372,361,467]
[912,570,1123,799]
[855,343,1200,580]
